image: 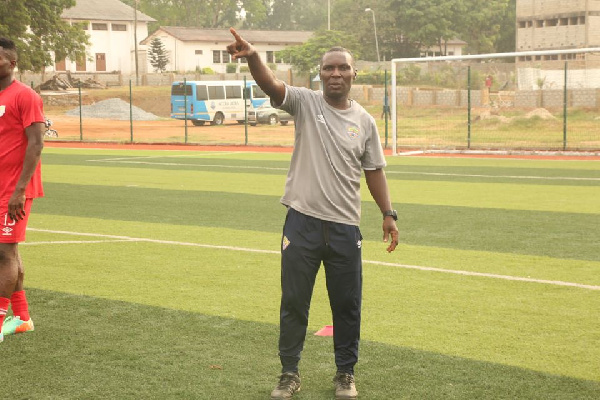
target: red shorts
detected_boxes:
[0,199,33,243]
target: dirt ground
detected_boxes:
[42,89,299,146]
[43,114,298,147]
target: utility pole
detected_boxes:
[133,0,139,86]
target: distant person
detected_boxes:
[227,28,399,400]
[485,75,493,93]
[0,37,45,343]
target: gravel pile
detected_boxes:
[66,98,160,121]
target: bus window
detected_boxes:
[196,85,208,101]
[252,85,267,99]
[226,85,242,99]
[208,85,225,100]
[172,83,192,96]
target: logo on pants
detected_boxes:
[282,235,291,251]
[2,213,15,236]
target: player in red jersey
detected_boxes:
[0,37,45,342]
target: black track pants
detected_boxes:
[278,208,363,373]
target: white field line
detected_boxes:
[27,228,600,291]
[87,158,598,181]
[386,170,600,181]
[88,159,288,171]
[23,239,140,245]
[89,153,243,162]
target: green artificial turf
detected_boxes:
[2,147,598,399]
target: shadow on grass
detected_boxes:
[4,289,598,399]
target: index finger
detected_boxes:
[229,27,243,42]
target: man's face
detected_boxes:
[320,51,355,100]
[0,47,17,80]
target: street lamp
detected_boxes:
[328,0,331,30]
[365,8,380,62]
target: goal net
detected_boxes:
[390,48,600,154]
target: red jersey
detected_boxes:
[0,80,44,200]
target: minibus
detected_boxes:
[170,80,269,126]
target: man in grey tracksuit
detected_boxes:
[227,28,399,400]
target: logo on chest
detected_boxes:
[347,126,360,140]
[0,105,5,117]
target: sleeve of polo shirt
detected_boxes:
[361,114,387,170]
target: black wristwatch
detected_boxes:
[383,210,398,221]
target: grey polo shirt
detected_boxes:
[277,84,386,226]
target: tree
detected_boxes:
[278,30,360,74]
[0,0,89,72]
[148,37,169,72]
[129,0,266,31]
[454,0,515,54]
[494,0,516,53]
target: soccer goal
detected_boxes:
[390,47,600,155]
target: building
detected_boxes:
[516,0,600,57]
[516,0,600,89]
[420,39,467,58]
[58,0,155,73]
[140,27,313,73]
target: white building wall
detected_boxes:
[147,35,294,73]
[54,20,149,73]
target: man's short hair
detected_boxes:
[320,46,354,67]
[0,37,18,61]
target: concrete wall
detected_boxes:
[514,89,600,108]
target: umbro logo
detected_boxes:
[2,226,13,236]
[282,235,291,251]
[316,115,326,124]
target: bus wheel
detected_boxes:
[211,113,224,126]
[268,114,279,125]
[192,120,205,126]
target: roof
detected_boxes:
[141,27,313,45]
[61,0,156,22]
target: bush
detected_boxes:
[226,63,237,73]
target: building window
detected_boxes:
[76,56,86,72]
[112,24,127,31]
[266,51,274,63]
[560,18,568,26]
[95,53,106,71]
[579,16,586,24]
[74,22,88,30]
[226,86,242,99]
[195,50,203,55]
[213,50,221,63]
[55,59,66,71]
[536,20,544,28]
[519,21,526,28]
[208,86,225,100]
[222,50,231,63]
[570,17,578,25]
[92,23,108,31]
[546,18,558,27]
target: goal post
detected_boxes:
[390,47,600,155]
